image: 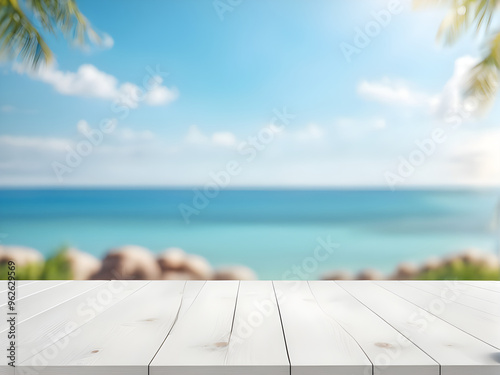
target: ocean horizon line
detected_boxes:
[1,186,499,192]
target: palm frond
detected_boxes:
[0,0,53,67]
[466,31,500,107]
[414,0,500,45]
[0,0,101,69]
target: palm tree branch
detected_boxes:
[0,0,53,66]
[0,0,101,68]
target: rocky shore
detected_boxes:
[0,245,499,280]
[0,245,257,280]
[321,248,500,280]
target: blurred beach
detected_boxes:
[1,188,498,279]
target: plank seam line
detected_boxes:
[375,281,500,351]
[176,280,208,319]
[223,280,241,366]
[5,281,106,328]
[272,281,291,375]
[335,281,442,374]
[147,280,207,373]
[461,282,500,294]
[0,280,72,309]
[17,280,152,367]
[401,281,500,317]
[307,281,374,375]
[175,280,207,322]
[0,280,36,293]
[147,280,189,373]
[404,281,499,304]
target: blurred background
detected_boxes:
[0,0,499,280]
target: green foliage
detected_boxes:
[0,0,99,68]
[39,247,73,280]
[414,0,500,108]
[417,258,500,280]
[0,247,73,280]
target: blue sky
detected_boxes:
[0,0,499,187]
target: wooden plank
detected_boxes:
[176,280,206,319]
[403,281,500,316]
[5,280,148,366]
[0,280,68,309]
[150,281,240,375]
[274,280,371,375]
[463,281,500,293]
[309,281,438,375]
[17,281,105,322]
[0,280,36,292]
[419,280,500,303]
[378,281,500,349]
[224,281,289,374]
[339,281,500,375]
[18,281,185,375]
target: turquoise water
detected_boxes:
[0,189,498,279]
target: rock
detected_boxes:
[392,262,418,280]
[65,248,101,280]
[161,271,195,280]
[157,247,186,272]
[320,270,352,280]
[420,257,442,273]
[91,245,161,280]
[183,254,213,279]
[479,253,500,270]
[459,249,483,265]
[0,245,44,267]
[443,254,464,268]
[214,266,257,280]
[356,268,383,280]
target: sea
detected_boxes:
[0,189,499,279]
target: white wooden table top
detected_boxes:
[0,280,499,375]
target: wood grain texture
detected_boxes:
[11,280,147,364]
[403,281,500,316]
[339,281,500,375]
[0,280,498,375]
[176,280,206,319]
[17,281,185,375]
[463,281,500,293]
[309,281,438,375]
[274,280,371,375]
[0,280,69,309]
[224,281,289,374]
[150,281,240,375]
[440,281,500,302]
[377,281,500,349]
[0,280,36,293]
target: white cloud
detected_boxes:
[185,126,237,147]
[211,131,237,147]
[144,77,179,106]
[358,55,482,121]
[445,128,500,185]
[101,33,114,49]
[13,64,178,108]
[118,128,155,141]
[373,119,387,129]
[358,78,430,107]
[1,115,497,187]
[0,135,72,152]
[432,55,480,119]
[185,125,209,144]
[294,123,324,141]
[76,119,154,142]
[77,119,92,135]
